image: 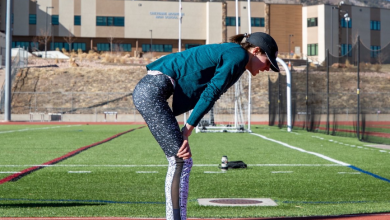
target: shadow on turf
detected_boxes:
[0,202,105,208]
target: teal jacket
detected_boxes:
[146,43,249,126]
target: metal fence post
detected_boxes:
[306,58,309,131]
[357,36,361,140]
[326,49,330,135]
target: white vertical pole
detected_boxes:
[4,0,12,121]
[247,0,252,132]
[235,0,239,35]
[179,0,182,53]
[247,0,251,34]
[247,71,252,132]
[180,0,187,124]
[276,58,292,132]
[234,0,239,128]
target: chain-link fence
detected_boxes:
[270,37,390,145]
[0,47,29,113]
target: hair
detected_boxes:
[229,34,265,54]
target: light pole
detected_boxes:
[288,34,294,59]
[45,6,54,58]
[344,14,350,57]
[331,6,338,55]
[4,0,12,121]
[149,30,153,53]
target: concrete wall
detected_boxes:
[206,2,223,44]
[58,0,74,37]
[13,0,29,36]
[381,8,390,47]
[35,0,53,36]
[80,0,96,38]
[269,4,302,55]
[351,5,370,47]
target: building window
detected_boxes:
[97,43,110,51]
[119,44,131,51]
[51,42,71,50]
[185,44,202,50]
[370,20,380,30]
[29,14,36,25]
[31,42,39,50]
[51,42,63,50]
[114,17,125,26]
[73,43,86,51]
[307,44,318,56]
[307,18,317,27]
[111,44,132,52]
[251,17,265,27]
[52,15,59,25]
[74,16,81,26]
[371,46,381,58]
[341,18,352,28]
[97,16,107,26]
[142,44,172,52]
[226,17,240,26]
[341,44,352,57]
[12,41,30,49]
[96,16,125,26]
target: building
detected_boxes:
[2,0,390,63]
[303,4,390,63]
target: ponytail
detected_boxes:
[229,33,265,54]
[229,33,254,51]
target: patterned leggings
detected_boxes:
[133,74,193,220]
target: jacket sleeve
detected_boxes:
[186,48,246,127]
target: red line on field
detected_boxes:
[0,126,145,184]
[0,213,390,220]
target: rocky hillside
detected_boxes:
[9,65,390,115]
[10,66,271,115]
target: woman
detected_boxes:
[132,32,279,220]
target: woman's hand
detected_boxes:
[177,139,191,159]
[177,124,195,159]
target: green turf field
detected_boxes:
[0,124,389,218]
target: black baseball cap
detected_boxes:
[246,32,279,72]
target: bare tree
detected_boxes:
[33,29,52,56]
[376,51,389,65]
[107,35,114,54]
[107,34,122,54]
[64,28,77,52]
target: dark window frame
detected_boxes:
[74,15,81,26]
[307,18,318,27]
[226,17,240,26]
[29,14,37,25]
[251,17,264,27]
[52,15,59,25]
[307,43,318,56]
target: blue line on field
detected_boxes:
[0,198,165,205]
[348,165,390,183]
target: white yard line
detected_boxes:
[0,125,82,134]
[250,133,351,166]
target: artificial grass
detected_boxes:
[0,124,389,217]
